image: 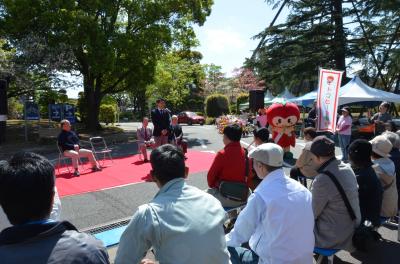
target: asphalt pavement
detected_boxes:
[1,122,399,263]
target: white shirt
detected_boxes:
[226,169,315,264]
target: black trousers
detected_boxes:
[290,167,308,188]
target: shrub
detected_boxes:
[236,93,249,113]
[7,98,23,119]
[99,104,116,125]
[196,112,204,116]
[205,117,216,125]
[230,103,237,115]
[205,94,229,118]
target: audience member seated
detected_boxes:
[115,145,230,264]
[207,124,251,208]
[310,136,361,251]
[249,128,270,190]
[57,119,101,176]
[226,143,314,263]
[290,127,318,186]
[252,127,270,146]
[385,121,397,133]
[370,135,398,218]
[382,131,400,211]
[0,152,109,264]
[348,139,383,227]
[169,115,188,155]
[137,117,154,162]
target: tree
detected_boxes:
[250,0,400,94]
[146,51,206,113]
[1,0,213,130]
[204,64,225,94]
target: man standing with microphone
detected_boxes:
[151,98,171,147]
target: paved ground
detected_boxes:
[1,122,399,263]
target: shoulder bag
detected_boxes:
[219,148,250,202]
[323,171,381,252]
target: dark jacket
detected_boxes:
[58,130,79,152]
[151,108,171,137]
[170,124,183,141]
[389,148,400,209]
[353,166,383,226]
[0,221,109,264]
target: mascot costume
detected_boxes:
[266,101,300,159]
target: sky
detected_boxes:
[66,0,289,98]
[193,0,289,76]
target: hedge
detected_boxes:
[99,104,116,125]
[205,94,230,118]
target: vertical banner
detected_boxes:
[24,102,40,120]
[49,104,62,122]
[316,68,343,133]
[63,104,76,124]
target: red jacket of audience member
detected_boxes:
[207,142,250,188]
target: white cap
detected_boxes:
[248,143,284,167]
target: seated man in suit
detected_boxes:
[169,115,188,155]
[57,120,101,176]
[137,117,154,162]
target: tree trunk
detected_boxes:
[332,0,346,80]
[83,74,102,131]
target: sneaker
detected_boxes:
[92,166,102,172]
[74,170,80,177]
[143,159,149,163]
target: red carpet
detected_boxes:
[55,150,215,197]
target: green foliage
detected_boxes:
[146,52,206,112]
[76,92,87,123]
[99,105,116,125]
[7,98,23,119]
[205,94,229,118]
[37,89,69,116]
[1,0,214,130]
[230,103,237,115]
[236,93,249,113]
[205,117,216,125]
[196,112,204,116]
[251,0,400,93]
[119,112,133,122]
[204,64,225,94]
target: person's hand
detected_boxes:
[74,144,79,151]
[140,259,156,264]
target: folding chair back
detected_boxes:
[90,136,113,165]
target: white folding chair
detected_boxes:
[90,136,113,166]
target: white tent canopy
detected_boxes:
[290,76,400,106]
[265,88,295,105]
[339,76,400,105]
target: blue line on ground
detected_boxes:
[94,225,128,248]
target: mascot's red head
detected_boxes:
[266,102,300,129]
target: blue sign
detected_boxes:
[63,104,76,124]
[24,102,40,120]
[49,104,62,122]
